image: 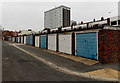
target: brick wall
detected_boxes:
[3,31,19,37]
[98,30,120,64]
[3,31,19,40]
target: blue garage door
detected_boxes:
[26,36,30,45]
[41,35,46,49]
[76,32,98,60]
[29,35,33,45]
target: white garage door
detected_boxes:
[21,36,23,43]
[24,36,26,44]
[59,33,72,54]
[12,37,15,42]
[48,34,57,51]
[35,36,40,47]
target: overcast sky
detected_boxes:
[1,1,119,31]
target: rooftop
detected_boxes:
[44,5,71,13]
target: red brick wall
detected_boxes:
[3,31,19,37]
[98,30,120,64]
[2,31,19,40]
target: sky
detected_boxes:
[1,0,119,31]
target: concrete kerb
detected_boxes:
[6,41,119,82]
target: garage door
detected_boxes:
[21,36,23,43]
[59,34,72,54]
[48,34,57,51]
[17,37,20,43]
[35,36,40,47]
[26,35,30,45]
[40,35,47,49]
[10,37,12,41]
[76,32,98,60]
[29,35,33,45]
[12,37,15,42]
[24,36,26,44]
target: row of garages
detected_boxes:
[8,27,120,64]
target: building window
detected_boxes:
[111,21,117,25]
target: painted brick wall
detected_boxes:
[98,30,120,64]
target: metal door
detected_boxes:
[29,35,33,45]
[40,35,46,49]
[21,36,23,43]
[48,34,57,51]
[12,37,15,42]
[76,32,98,60]
[59,34,72,54]
[24,36,26,44]
[26,36,30,45]
[35,36,39,47]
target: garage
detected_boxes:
[12,37,15,42]
[24,36,27,44]
[40,35,47,49]
[21,36,24,43]
[17,36,21,43]
[26,35,30,45]
[29,35,35,46]
[75,32,98,60]
[48,34,57,51]
[35,35,40,47]
[15,37,17,42]
[59,33,72,54]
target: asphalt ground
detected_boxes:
[2,41,95,81]
[17,43,119,72]
[2,41,118,83]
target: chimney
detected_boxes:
[101,17,104,21]
[47,29,50,33]
[58,28,62,32]
[107,18,110,25]
[81,21,83,24]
